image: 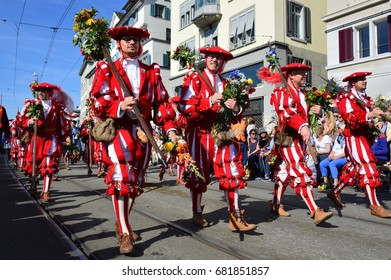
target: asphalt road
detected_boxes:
[2,153,391,261]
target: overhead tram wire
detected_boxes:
[39,0,76,80]
[12,0,27,113]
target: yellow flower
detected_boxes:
[164,142,175,151]
[247,78,253,85]
[86,18,94,26]
[73,23,79,31]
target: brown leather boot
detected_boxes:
[40,192,51,203]
[115,221,140,241]
[228,210,257,232]
[119,233,135,254]
[311,208,333,225]
[370,205,391,218]
[270,204,291,217]
[192,208,209,227]
[327,190,345,208]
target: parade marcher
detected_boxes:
[179,46,256,231]
[327,72,391,218]
[20,82,73,202]
[89,26,178,254]
[269,63,333,225]
[9,116,20,168]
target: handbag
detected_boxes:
[274,130,293,147]
[92,118,116,142]
[19,131,31,145]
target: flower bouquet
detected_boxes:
[24,99,43,119]
[305,78,340,130]
[170,44,195,69]
[162,135,204,180]
[72,7,110,61]
[212,70,254,146]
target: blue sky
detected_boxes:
[0,0,127,119]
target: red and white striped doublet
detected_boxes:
[336,90,381,188]
[270,85,315,189]
[90,59,176,197]
[179,70,224,192]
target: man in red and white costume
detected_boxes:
[327,72,391,218]
[20,82,72,202]
[179,46,256,231]
[89,26,177,254]
[270,63,333,225]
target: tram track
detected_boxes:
[65,176,258,260]
[8,159,391,260]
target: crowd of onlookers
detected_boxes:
[240,102,391,190]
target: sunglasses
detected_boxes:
[120,36,140,43]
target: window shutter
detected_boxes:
[339,28,353,63]
[164,7,171,20]
[163,53,169,67]
[150,4,156,17]
[286,0,293,36]
[304,7,311,42]
[388,15,391,52]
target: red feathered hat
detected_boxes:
[31,82,59,91]
[342,72,372,82]
[199,46,233,61]
[280,63,312,73]
[107,26,150,41]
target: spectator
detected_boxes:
[322,110,337,140]
[371,122,389,166]
[247,128,260,180]
[318,122,347,190]
[258,126,276,181]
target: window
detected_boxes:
[376,19,390,54]
[339,16,391,63]
[287,56,312,86]
[204,26,218,47]
[166,28,171,42]
[180,0,195,28]
[359,26,370,58]
[229,8,255,50]
[163,52,170,68]
[127,10,138,26]
[151,4,170,20]
[286,0,311,42]
[141,53,151,65]
[339,27,353,63]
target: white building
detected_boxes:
[79,0,172,121]
[323,0,391,99]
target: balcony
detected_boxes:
[192,2,222,29]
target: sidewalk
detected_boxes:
[0,153,84,260]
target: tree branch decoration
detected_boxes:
[72,7,111,61]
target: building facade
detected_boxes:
[323,0,391,99]
[170,0,328,129]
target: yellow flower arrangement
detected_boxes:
[162,136,204,180]
[72,7,111,61]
